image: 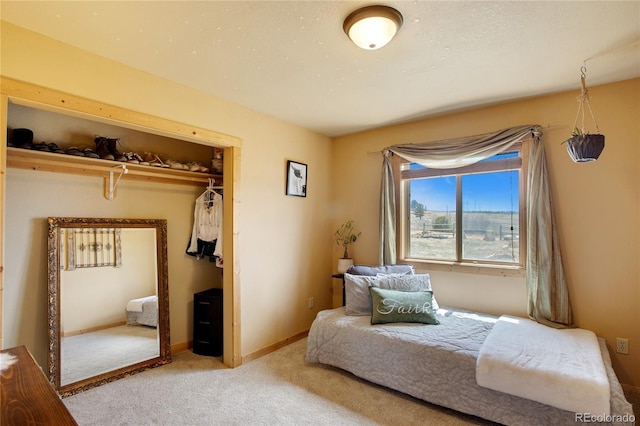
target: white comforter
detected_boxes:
[476,315,610,415]
[125,295,158,327]
[126,295,156,313]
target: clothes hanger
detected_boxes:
[207,178,223,193]
[204,178,223,206]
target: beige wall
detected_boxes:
[1,23,333,365]
[332,78,640,387]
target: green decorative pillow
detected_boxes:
[369,287,439,325]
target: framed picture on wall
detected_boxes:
[286,160,307,197]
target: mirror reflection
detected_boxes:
[48,218,171,396]
[60,228,159,385]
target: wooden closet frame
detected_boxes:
[0,77,243,368]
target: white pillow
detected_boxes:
[344,274,380,315]
[378,274,439,310]
[344,273,439,316]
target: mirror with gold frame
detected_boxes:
[48,217,171,396]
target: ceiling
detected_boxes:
[1,1,639,137]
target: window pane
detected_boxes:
[478,151,519,162]
[461,171,519,263]
[408,177,456,260]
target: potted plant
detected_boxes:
[563,67,605,163]
[335,220,361,273]
[563,127,605,163]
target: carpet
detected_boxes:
[64,337,493,425]
[62,324,159,385]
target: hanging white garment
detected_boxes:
[188,190,223,259]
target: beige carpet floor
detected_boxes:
[62,324,159,386]
[64,337,495,425]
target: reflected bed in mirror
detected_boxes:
[48,218,171,397]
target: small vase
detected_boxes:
[337,258,354,274]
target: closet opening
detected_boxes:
[0,78,242,371]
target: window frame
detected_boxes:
[392,141,529,277]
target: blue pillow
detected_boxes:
[346,264,414,276]
[369,287,439,325]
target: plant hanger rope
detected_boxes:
[572,66,601,135]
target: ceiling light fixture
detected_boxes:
[343,5,403,50]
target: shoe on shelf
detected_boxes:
[123,152,140,164]
[95,137,115,160]
[186,162,200,172]
[144,152,161,167]
[12,128,33,147]
[49,143,65,154]
[132,152,148,165]
[165,158,188,170]
[66,146,85,157]
[186,162,210,173]
[106,137,126,162]
[83,147,100,159]
[144,152,170,168]
[33,142,51,152]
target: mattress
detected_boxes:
[305,307,635,426]
[125,295,158,327]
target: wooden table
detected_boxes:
[1,346,77,425]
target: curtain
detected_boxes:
[526,138,573,328]
[380,156,396,265]
[379,125,573,328]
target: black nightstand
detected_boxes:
[332,273,346,306]
[193,288,223,357]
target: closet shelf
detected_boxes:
[6,147,222,187]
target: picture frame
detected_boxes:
[286,160,307,197]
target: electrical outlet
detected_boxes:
[616,338,629,355]
[308,297,314,309]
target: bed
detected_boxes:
[305,267,635,426]
[125,295,158,327]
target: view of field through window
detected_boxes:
[407,168,520,263]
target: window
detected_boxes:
[396,146,525,268]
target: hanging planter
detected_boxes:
[563,66,605,163]
[565,129,605,163]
